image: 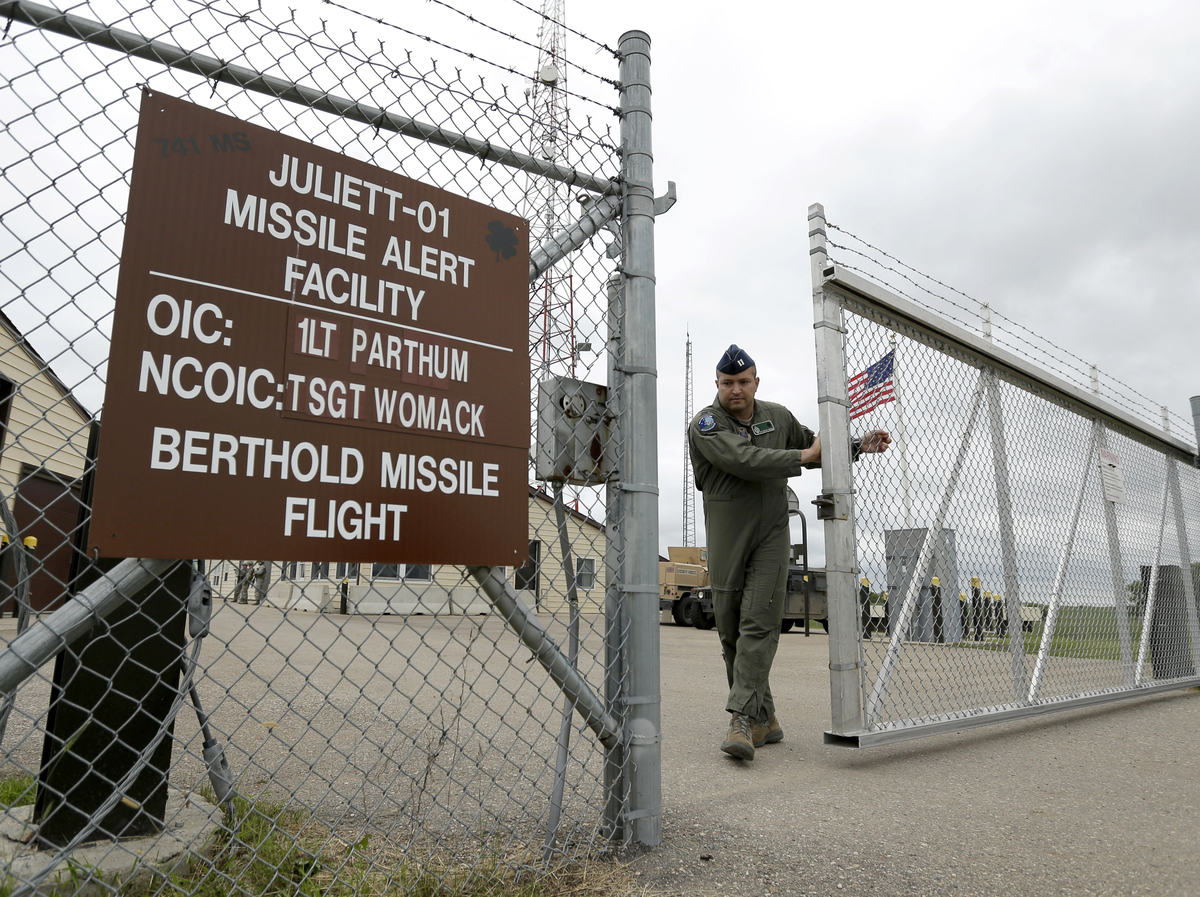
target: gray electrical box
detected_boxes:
[536,377,614,485]
[884,527,962,643]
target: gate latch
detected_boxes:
[812,492,850,521]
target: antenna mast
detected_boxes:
[683,331,696,547]
[526,0,577,379]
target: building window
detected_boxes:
[0,376,14,455]
[336,562,360,581]
[312,561,329,579]
[404,564,432,582]
[515,541,540,594]
[284,561,298,581]
[371,563,432,581]
[575,557,596,590]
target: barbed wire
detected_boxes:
[829,222,1191,431]
[500,0,619,58]
[831,257,999,347]
[836,258,1180,448]
[317,0,621,115]
[173,1,523,114]
[169,0,624,168]
[425,0,620,79]
[828,224,1192,435]
[827,241,985,328]
[840,255,1190,433]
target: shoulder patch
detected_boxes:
[697,413,716,433]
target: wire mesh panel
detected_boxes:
[0,1,657,893]
[808,204,1200,747]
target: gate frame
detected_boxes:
[808,202,1200,748]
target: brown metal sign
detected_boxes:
[89,91,530,564]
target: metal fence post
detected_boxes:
[604,273,628,839]
[808,203,864,739]
[617,29,661,847]
[1191,396,1200,464]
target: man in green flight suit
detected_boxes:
[689,344,891,760]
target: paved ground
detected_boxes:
[3,606,1196,896]
[628,621,1200,897]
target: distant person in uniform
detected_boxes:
[252,560,268,604]
[688,344,891,760]
[234,561,252,604]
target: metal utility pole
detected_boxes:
[1191,396,1200,464]
[617,29,661,846]
[682,332,696,546]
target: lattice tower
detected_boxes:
[682,331,696,547]
[526,0,576,379]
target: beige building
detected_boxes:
[0,311,92,611]
[213,485,608,616]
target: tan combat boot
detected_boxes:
[720,712,755,760]
[751,714,783,747]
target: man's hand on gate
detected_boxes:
[859,430,891,454]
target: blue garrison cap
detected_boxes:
[716,344,755,374]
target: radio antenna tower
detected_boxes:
[682,331,696,547]
[526,0,577,379]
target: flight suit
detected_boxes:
[688,396,814,722]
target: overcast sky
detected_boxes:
[528,0,1200,560]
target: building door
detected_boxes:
[10,467,84,613]
[515,540,541,607]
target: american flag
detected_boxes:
[848,350,896,420]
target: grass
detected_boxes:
[0,774,638,897]
[0,774,36,809]
[127,787,640,897]
[960,605,1145,660]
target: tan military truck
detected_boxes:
[687,565,829,633]
[659,546,709,627]
[666,508,829,633]
[691,530,831,634]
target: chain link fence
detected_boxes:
[808,203,1200,747]
[0,1,661,892]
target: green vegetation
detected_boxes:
[0,775,34,896]
[1026,605,1143,660]
[962,604,1144,660]
[0,775,630,897]
[0,774,36,809]
[127,788,633,897]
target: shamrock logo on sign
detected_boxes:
[486,220,518,261]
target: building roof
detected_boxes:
[0,308,93,422]
[528,484,606,533]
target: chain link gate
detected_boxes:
[0,1,662,892]
[808,203,1200,748]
